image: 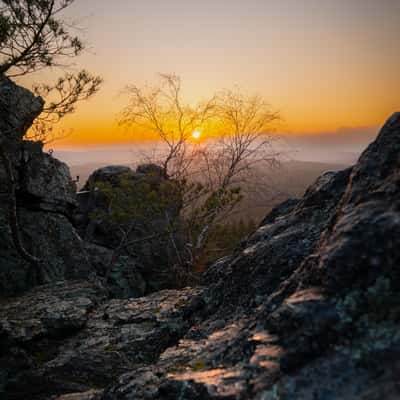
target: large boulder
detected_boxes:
[0,76,44,142]
[17,141,78,216]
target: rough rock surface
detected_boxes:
[83,243,146,299]
[0,281,203,399]
[17,141,78,215]
[0,76,44,141]
[0,113,399,399]
[0,79,146,298]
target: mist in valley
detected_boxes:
[54,126,374,223]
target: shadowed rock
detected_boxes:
[0,80,146,298]
[0,76,44,142]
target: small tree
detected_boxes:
[0,0,102,263]
[89,170,185,287]
[188,89,280,256]
[118,74,280,281]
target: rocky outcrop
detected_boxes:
[0,113,399,399]
[17,141,78,216]
[0,78,145,298]
[75,164,182,292]
[0,76,44,141]
[0,78,91,296]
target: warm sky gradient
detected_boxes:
[20,0,400,147]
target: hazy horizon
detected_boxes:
[52,123,378,168]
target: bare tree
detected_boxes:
[0,0,83,77]
[184,89,280,263]
[120,73,216,178]
[0,0,102,264]
[118,75,280,280]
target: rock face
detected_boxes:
[18,141,78,215]
[0,281,202,399]
[0,78,92,296]
[0,113,399,399]
[0,76,44,141]
[0,78,145,299]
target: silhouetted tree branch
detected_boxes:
[0,0,83,76]
[27,70,103,142]
[0,0,102,263]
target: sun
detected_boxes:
[192,130,201,140]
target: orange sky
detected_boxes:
[19,0,400,147]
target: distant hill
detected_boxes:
[69,159,350,223]
[234,159,350,222]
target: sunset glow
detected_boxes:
[19,0,399,148]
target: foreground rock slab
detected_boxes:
[0,281,203,399]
